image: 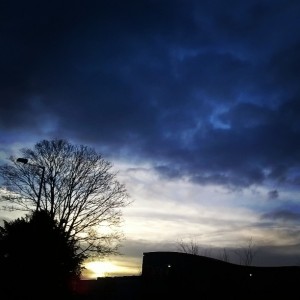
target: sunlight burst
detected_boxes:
[84,261,121,278]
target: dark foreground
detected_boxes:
[73,272,299,300]
[2,272,298,300]
[3,252,300,299]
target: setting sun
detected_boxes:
[83,259,141,279]
[84,261,119,278]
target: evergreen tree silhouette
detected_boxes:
[0,210,85,299]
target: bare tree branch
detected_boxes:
[234,237,257,266]
[0,139,132,259]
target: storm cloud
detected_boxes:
[1,0,300,189]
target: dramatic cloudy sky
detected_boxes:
[1,0,300,278]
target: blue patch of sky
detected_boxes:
[209,105,231,129]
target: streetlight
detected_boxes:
[17,157,45,211]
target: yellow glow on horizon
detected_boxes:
[83,260,140,278]
[84,261,119,278]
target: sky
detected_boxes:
[1,0,300,279]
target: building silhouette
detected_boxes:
[75,251,300,299]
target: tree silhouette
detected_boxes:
[176,237,258,265]
[0,210,85,299]
[177,238,202,255]
[234,237,257,266]
[0,139,131,258]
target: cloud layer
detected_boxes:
[1,1,300,191]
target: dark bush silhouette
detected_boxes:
[0,210,85,299]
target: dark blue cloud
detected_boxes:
[261,209,300,223]
[1,0,300,189]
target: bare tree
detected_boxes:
[218,248,230,263]
[177,239,201,255]
[176,237,258,266]
[0,139,131,258]
[234,237,257,266]
[176,239,213,257]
